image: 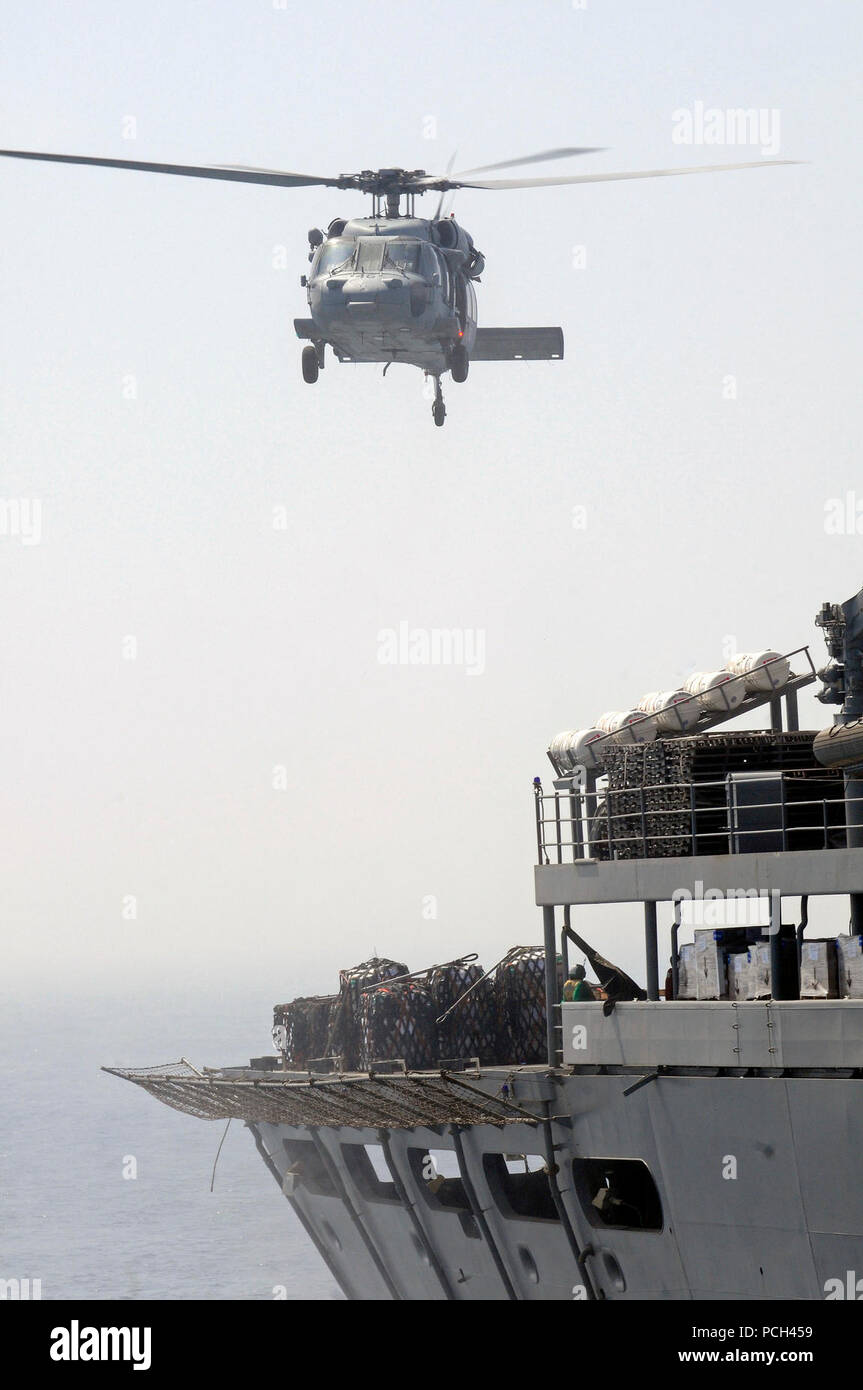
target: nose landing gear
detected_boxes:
[431,376,446,427]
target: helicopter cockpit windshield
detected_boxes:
[314,238,354,277]
[354,239,386,274]
[382,240,421,273]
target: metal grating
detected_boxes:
[102,1061,541,1129]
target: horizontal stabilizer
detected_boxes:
[471,327,564,361]
[294,317,316,340]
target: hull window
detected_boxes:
[340,1143,399,1204]
[483,1154,560,1223]
[281,1138,338,1198]
[571,1158,662,1231]
[408,1147,472,1214]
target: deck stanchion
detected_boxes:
[585,771,597,857]
[543,904,559,1066]
[644,901,659,1001]
[671,899,681,1000]
[770,892,785,999]
[846,776,863,935]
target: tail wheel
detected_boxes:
[432,399,446,427]
[450,343,469,383]
[302,345,319,384]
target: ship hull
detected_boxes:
[248,1069,863,1301]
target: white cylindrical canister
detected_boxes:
[638,689,700,732]
[548,728,606,773]
[725,651,790,693]
[596,709,657,745]
[595,710,624,734]
[683,670,746,713]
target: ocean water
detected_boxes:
[0,987,343,1301]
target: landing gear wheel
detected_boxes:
[450,343,469,383]
[302,345,319,384]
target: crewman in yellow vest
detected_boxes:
[562,964,595,1002]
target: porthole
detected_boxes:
[410,1233,431,1266]
[518,1245,540,1284]
[320,1221,342,1252]
[602,1251,626,1293]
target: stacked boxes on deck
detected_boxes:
[694,928,729,999]
[837,934,863,998]
[727,942,772,1001]
[799,939,839,999]
[682,929,767,1000]
[677,944,697,998]
[727,952,748,1001]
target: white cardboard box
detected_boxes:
[799,939,839,999]
[836,934,863,998]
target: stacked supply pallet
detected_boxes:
[592,731,842,860]
[428,959,498,1064]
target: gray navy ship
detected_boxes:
[107,583,863,1301]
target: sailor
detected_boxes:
[563,965,595,1002]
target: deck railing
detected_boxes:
[534,768,858,866]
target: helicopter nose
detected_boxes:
[341,274,411,318]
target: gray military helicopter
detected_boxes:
[0,145,796,425]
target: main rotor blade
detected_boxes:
[433,158,801,191]
[0,149,345,189]
[433,150,459,220]
[454,146,605,176]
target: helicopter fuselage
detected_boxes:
[298,216,480,376]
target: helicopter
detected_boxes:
[0,145,797,425]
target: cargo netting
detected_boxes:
[335,957,408,1069]
[428,959,498,1064]
[270,948,559,1070]
[359,980,439,1071]
[494,946,560,1065]
[272,995,338,1068]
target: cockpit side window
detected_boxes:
[420,244,442,285]
[314,238,354,277]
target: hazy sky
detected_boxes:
[1,0,861,1006]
